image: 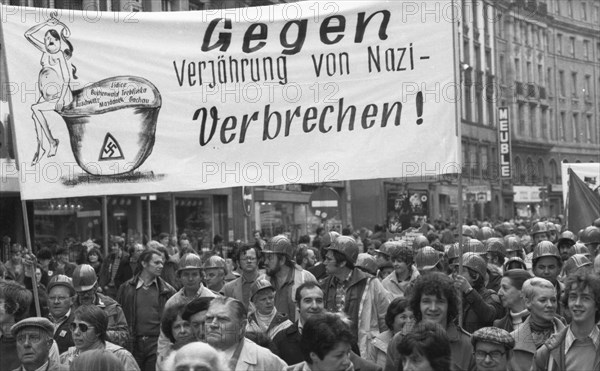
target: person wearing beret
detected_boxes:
[10,317,68,371]
[471,327,515,371]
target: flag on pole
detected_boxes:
[566,168,600,233]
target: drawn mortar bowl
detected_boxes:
[60,76,161,176]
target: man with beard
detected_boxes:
[295,244,316,270]
[117,249,176,371]
[262,235,316,322]
[71,264,129,347]
[46,275,76,353]
[204,296,286,371]
[322,236,392,357]
[221,244,263,309]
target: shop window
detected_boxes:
[175,197,213,250]
[33,197,102,253]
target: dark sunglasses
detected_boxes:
[70,322,94,333]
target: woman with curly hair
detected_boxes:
[397,321,451,371]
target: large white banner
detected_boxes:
[1,2,458,200]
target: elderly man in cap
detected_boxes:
[46,275,76,353]
[1,281,34,371]
[262,235,316,322]
[71,264,129,347]
[156,253,217,360]
[10,318,67,371]
[322,236,392,357]
[471,327,515,371]
[246,279,292,340]
[204,296,286,371]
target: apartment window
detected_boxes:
[582,2,587,20]
[572,113,579,142]
[586,115,593,143]
[559,70,565,96]
[583,40,589,60]
[584,75,591,99]
[485,49,492,72]
[541,108,548,139]
[571,72,578,97]
[549,108,555,140]
[544,31,549,51]
[474,44,481,71]
[546,67,552,90]
[536,28,542,48]
[598,42,600,61]
[529,105,537,137]
[526,61,532,83]
[480,147,488,177]
[518,103,525,135]
[515,58,521,81]
[556,1,561,15]
[559,112,566,141]
[499,54,505,83]
[537,64,543,85]
[568,0,573,17]
[557,33,562,54]
[513,20,519,42]
[161,0,171,10]
[569,37,575,57]
[463,38,470,63]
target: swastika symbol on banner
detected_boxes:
[99,133,124,161]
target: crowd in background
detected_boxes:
[1,215,600,371]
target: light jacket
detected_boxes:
[322,268,392,357]
[509,316,565,371]
[367,330,393,368]
[531,325,600,371]
[59,341,140,371]
[381,266,419,298]
[231,338,287,371]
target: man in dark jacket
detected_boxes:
[272,281,381,371]
[454,253,505,333]
[99,236,132,299]
[117,248,176,371]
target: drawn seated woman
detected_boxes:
[24,13,77,165]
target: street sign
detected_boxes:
[309,187,340,220]
[242,186,253,217]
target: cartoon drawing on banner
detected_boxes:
[24,13,75,165]
[25,12,162,180]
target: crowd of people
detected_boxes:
[1,218,600,371]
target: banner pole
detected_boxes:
[21,200,41,317]
[102,196,109,257]
[451,0,464,329]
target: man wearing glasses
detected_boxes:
[46,275,76,353]
[221,244,264,308]
[471,327,515,371]
[10,317,68,371]
[71,264,129,348]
